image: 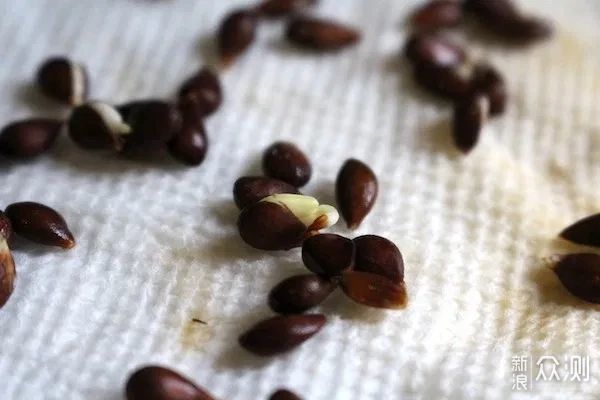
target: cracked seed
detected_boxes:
[233,176,300,210]
[36,57,88,106]
[341,271,407,309]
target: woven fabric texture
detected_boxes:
[0,1,598,399]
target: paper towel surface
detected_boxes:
[0,1,598,399]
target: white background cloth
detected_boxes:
[0,1,599,399]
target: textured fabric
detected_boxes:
[0,1,598,399]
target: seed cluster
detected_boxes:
[405,0,553,153]
[0,202,75,309]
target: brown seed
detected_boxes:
[286,16,360,51]
[404,33,466,68]
[503,16,553,42]
[0,238,16,309]
[0,211,12,242]
[335,159,378,229]
[239,314,326,356]
[233,176,300,209]
[552,253,600,304]
[178,68,222,118]
[120,100,183,151]
[269,389,304,400]
[257,0,317,18]
[559,213,600,248]
[36,57,88,106]
[413,62,472,99]
[217,9,258,66]
[263,141,312,188]
[411,0,463,31]
[5,202,75,249]
[341,271,407,309]
[167,114,208,166]
[269,274,336,314]
[0,118,62,158]
[354,235,404,284]
[301,233,355,277]
[126,365,215,400]
[470,64,507,116]
[462,0,520,24]
[452,92,489,153]
[237,201,307,250]
[68,102,130,151]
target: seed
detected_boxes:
[36,57,88,106]
[0,238,16,309]
[552,253,600,304]
[413,62,472,99]
[269,389,304,400]
[233,176,300,209]
[237,194,338,250]
[452,92,489,153]
[0,211,12,242]
[503,16,553,42]
[301,233,355,277]
[335,159,378,230]
[263,141,312,188]
[341,271,407,309]
[167,115,208,166]
[559,213,600,248]
[0,118,62,158]
[404,33,466,68]
[286,16,360,51]
[353,235,404,284]
[268,274,336,314]
[217,9,258,66]
[126,365,215,400]
[119,100,182,151]
[5,202,75,249]
[462,0,520,24]
[470,64,507,116]
[178,68,222,118]
[238,314,326,356]
[257,0,317,18]
[411,0,463,31]
[68,102,131,151]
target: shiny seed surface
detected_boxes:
[302,233,355,277]
[269,274,336,314]
[178,68,222,118]
[413,62,472,99]
[263,141,312,187]
[239,314,326,356]
[552,253,600,304]
[286,16,360,50]
[336,158,378,229]
[168,116,208,166]
[218,9,258,66]
[126,365,215,400]
[5,202,75,249]
[560,213,600,248]
[354,235,404,284]
[0,118,62,158]
[233,176,300,210]
[341,271,407,309]
[404,33,466,68]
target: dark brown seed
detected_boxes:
[552,253,600,304]
[301,233,355,277]
[68,102,130,151]
[503,16,553,42]
[413,62,472,99]
[0,238,16,309]
[335,159,378,230]
[237,201,307,250]
[36,57,88,106]
[411,0,463,31]
[239,314,326,356]
[470,64,507,116]
[5,202,75,249]
[0,211,12,242]
[126,365,215,400]
[269,389,304,400]
[217,9,258,66]
[559,214,600,248]
[263,142,312,188]
[462,0,520,23]
[178,68,222,118]
[233,176,300,209]
[167,116,208,166]
[257,0,317,18]
[341,271,407,309]
[269,274,336,314]
[0,118,62,158]
[354,235,404,284]
[404,33,466,68]
[286,16,360,51]
[452,92,489,153]
[120,100,183,151]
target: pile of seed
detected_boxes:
[232,142,407,357]
[0,202,75,308]
[404,0,553,153]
